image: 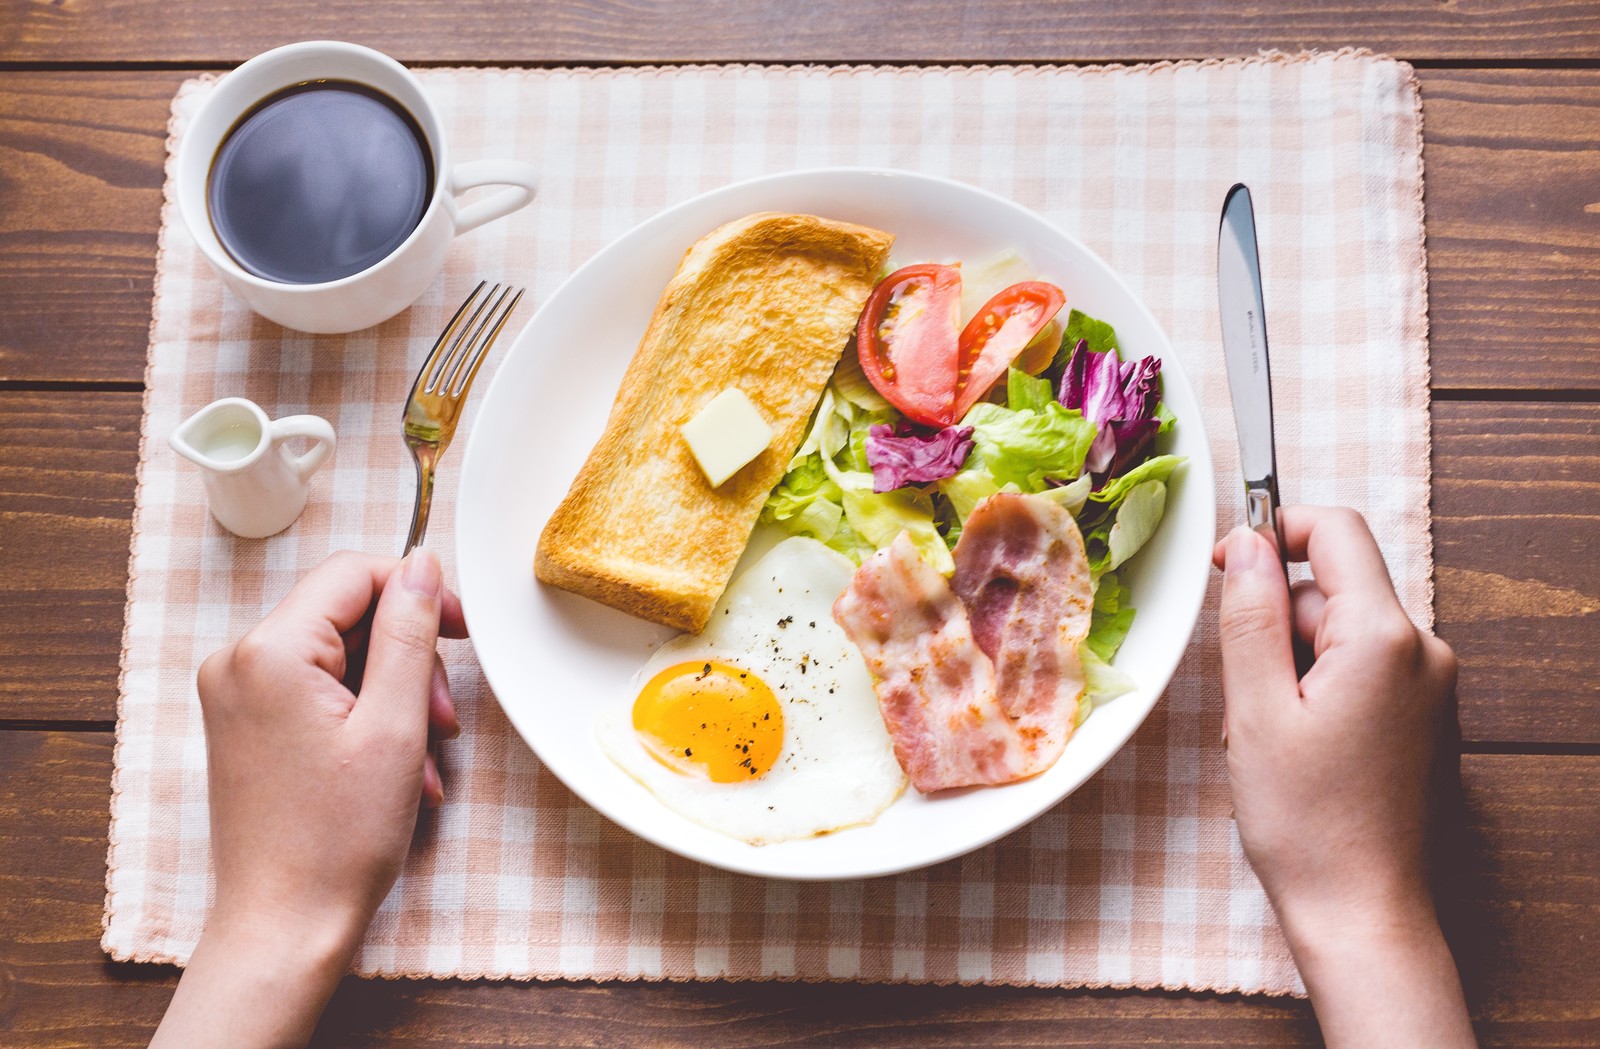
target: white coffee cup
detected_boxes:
[176,40,538,334]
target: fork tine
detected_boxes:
[427,282,500,394]
[409,280,487,401]
[441,284,508,394]
[444,284,521,396]
[451,284,524,394]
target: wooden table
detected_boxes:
[3,4,1597,1046]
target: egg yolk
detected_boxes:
[632,660,784,782]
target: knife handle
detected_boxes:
[1244,476,1291,581]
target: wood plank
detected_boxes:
[1432,400,1600,744]
[1424,71,1600,391]
[0,73,182,384]
[0,391,139,721]
[4,391,1599,744]
[6,0,1600,64]
[5,69,1600,388]
[2,732,1595,1046]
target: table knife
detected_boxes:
[1217,183,1289,573]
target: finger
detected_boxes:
[1290,580,1327,650]
[440,588,470,640]
[349,549,443,744]
[1217,527,1301,731]
[267,551,399,636]
[428,656,460,741]
[422,749,444,808]
[1276,506,1405,611]
[339,609,374,692]
[344,597,466,696]
[268,550,470,639]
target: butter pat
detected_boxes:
[681,388,774,487]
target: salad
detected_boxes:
[760,252,1184,708]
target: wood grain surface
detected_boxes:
[0,391,136,726]
[1423,71,1600,391]
[4,0,1600,65]
[1433,400,1600,744]
[0,73,180,385]
[2,732,1597,1048]
[5,70,1600,390]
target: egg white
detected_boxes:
[596,537,906,845]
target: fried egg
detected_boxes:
[597,536,906,845]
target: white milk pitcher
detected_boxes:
[169,397,336,539]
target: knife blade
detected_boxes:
[1217,183,1289,572]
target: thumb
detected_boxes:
[1217,528,1299,728]
[349,549,443,745]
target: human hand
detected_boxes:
[150,549,466,1049]
[1215,506,1474,1048]
[198,547,467,944]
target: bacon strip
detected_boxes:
[951,493,1094,774]
[833,492,1094,792]
[833,533,1023,791]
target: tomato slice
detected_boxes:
[857,267,1067,427]
[856,264,963,426]
[950,282,1067,420]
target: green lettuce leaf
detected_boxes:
[1089,453,1186,507]
[785,388,844,469]
[1081,644,1136,706]
[1078,573,1139,719]
[1085,571,1136,662]
[764,383,950,572]
[1064,308,1120,355]
[1156,400,1177,434]
[830,349,894,414]
[841,486,953,575]
[1006,366,1055,413]
[961,400,1098,489]
[1034,473,1093,516]
[936,467,1008,521]
[1106,480,1168,571]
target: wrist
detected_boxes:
[202,898,365,989]
[1271,879,1439,964]
[1269,892,1475,1049]
[150,901,366,1049]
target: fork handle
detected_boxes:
[403,447,439,556]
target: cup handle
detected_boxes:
[270,415,337,483]
[449,159,539,235]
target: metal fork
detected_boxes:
[402,280,524,555]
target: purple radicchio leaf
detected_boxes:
[865,423,975,493]
[1104,418,1160,479]
[1084,422,1118,476]
[1060,339,1092,411]
[1058,339,1163,479]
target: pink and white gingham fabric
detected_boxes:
[105,53,1430,995]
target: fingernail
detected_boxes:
[1224,528,1260,576]
[402,549,442,598]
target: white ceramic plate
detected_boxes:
[456,168,1215,880]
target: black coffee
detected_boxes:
[208,80,434,284]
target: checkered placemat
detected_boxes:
[105,52,1431,994]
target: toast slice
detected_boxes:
[535,212,895,632]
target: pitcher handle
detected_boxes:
[270,415,337,483]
